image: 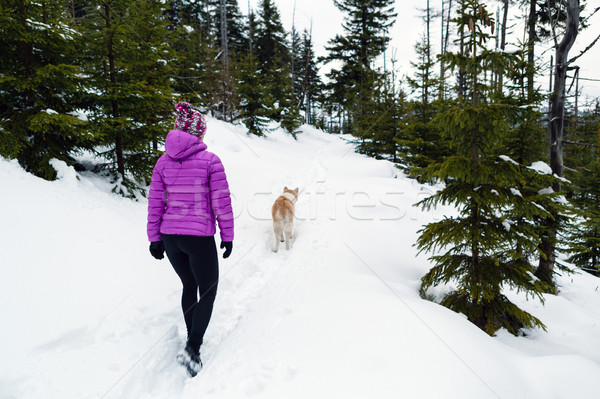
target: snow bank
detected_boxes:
[1,119,600,398]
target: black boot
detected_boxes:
[176,343,203,377]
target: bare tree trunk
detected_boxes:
[498,0,509,92]
[425,0,431,104]
[248,1,253,53]
[439,0,453,100]
[440,0,445,100]
[291,0,296,82]
[458,26,465,101]
[220,0,230,121]
[537,0,580,290]
[527,0,536,101]
[301,24,313,123]
[444,0,452,54]
[220,0,228,64]
[549,0,579,190]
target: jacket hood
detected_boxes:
[164,129,207,160]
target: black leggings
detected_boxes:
[162,234,219,354]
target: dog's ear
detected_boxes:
[284,186,288,191]
[294,187,299,194]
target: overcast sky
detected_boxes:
[240,0,600,102]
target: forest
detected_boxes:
[1,0,599,336]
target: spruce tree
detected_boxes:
[295,29,322,125]
[209,0,247,54]
[236,51,270,136]
[78,0,174,197]
[167,1,220,108]
[497,42,568,277]
[566,160,600,276]
[255,0,302,135]
[417,1,548,336]
[564,103,600,275]
[399,36,448,180]
[323,0,396,156]
[0,0,90,179]
[322,0,396,147]
[537,0,581,291]
[202,0,247,120]
[236,8,270,136]
[373,72,406,162]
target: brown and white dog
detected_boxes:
[271,187,299,252]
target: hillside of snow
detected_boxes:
[2,119,600,399]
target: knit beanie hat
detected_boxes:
[174,102,207,140]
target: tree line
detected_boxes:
[1,0,599,336]
[0,0,323,189]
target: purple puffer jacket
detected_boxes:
[147,129,234,242]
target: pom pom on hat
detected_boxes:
[174,102,207,140]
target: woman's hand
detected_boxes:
[149,241,165,260]
[220,241,233,259]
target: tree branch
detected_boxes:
[581,6,600,25]
[568,33,600,65]
[549,0,559,49]
[564,140,600,149]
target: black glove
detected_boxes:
[149,241,165,260]
[220,241,233,259]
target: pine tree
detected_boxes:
[255,0,302,135]
[564,103,600,275]
[295,29,322,125]
[290,26,303,105]
[399,35,448,180]
[121,0,176,173]
[322,0,396,141]
[417,1,549,336]
[536,0,581,291]
[78,0,174,197]
[495,42,570,276]
[167,1,220,108]
[210,0,247,54]
[236,51,270,136]
[202,0,248,121]
[236,8,270,136]
[373,71,406,162]
[566,160,600,276]
[0,0,90,179]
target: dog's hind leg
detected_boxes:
[273,223,283,252]
[284,223,293,250]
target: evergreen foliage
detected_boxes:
[235,8,270,136]
[77,0,174,197]
[0,0,90,179]
[399,36,448,179]
[294,29,322,125]
[322,0,396,140]
[237,50,270,136]
[564,104,600,275]
[416,1,550,336]
[254,0,302,135]
[210,0,248,54]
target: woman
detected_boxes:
[147,102,234,377]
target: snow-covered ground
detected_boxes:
[2,120,600,399]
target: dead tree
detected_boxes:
[439,0,452,100]
[526,0,536,100]
[536,0,580,290]
[219,0,230,121]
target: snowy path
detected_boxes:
[2,121,600,398]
